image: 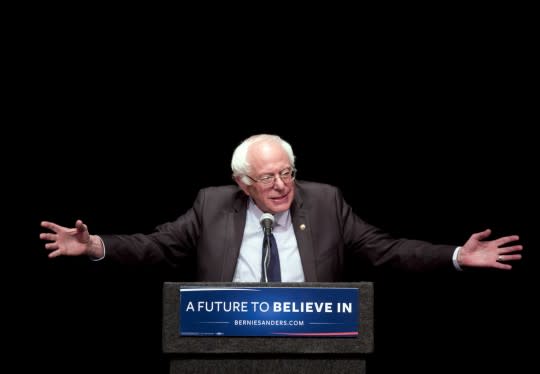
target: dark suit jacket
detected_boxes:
[103,181,456,281]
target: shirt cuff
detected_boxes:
[452,246,463,271]
[89,236,106,261]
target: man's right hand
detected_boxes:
[40,220,104,259]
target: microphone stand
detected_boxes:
[261,228,271,283]
[259,213,274,283]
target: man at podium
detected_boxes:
[40,134,522,280]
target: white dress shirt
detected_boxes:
[232,200,305,282]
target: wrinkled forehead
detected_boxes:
[248,142,291,175]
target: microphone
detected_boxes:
[260,213,274,235]
[260,213,274,282]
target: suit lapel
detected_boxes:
[220,192,248,281]
[291,187,317,281]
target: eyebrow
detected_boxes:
[258,167,291,177]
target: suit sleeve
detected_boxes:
[100,189,205,267]
[336,187,456,272]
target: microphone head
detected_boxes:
[260,213,275,233]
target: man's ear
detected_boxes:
[234,176,251,196]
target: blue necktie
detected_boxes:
[262,233,281,282]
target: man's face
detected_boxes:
[236,142,295,214]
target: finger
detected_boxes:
[498,254,522,262]
[75,220,87,233]
[471,228,491,241]
[45,243,59,250]
[494,235,520,246]
[41,221,63,233]
[493,262,512,270]
[499,245,523,254]
[40,233,57,241]
[48,250,62,258]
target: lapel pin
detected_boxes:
[300,224,306,231]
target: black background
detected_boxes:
[10,6,537,374]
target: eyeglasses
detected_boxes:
[246,168,297,186]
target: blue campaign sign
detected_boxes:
[179,287,359,337]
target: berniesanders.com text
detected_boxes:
[234,319,304,326]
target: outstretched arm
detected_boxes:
[40,220,104,259]
[457,229,522,270]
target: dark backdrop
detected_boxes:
[11,10,537,374]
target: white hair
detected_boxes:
[231,134,295,185]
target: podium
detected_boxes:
[163,282,374,374]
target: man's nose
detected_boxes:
[273,176,286,189]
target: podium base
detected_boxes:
[170,356,366,374]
